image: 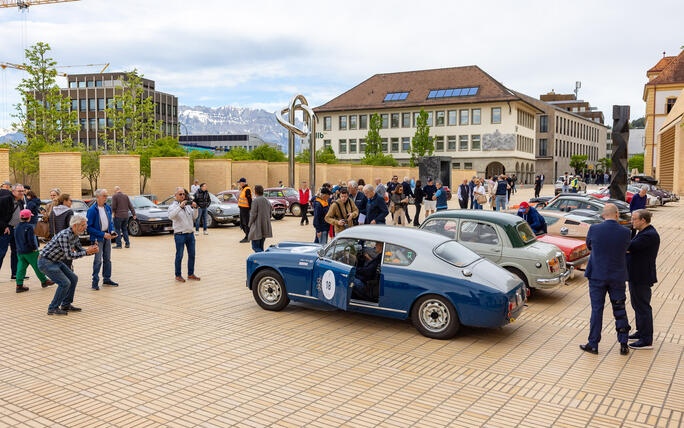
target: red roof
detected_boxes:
[647,51,684,85]
[648,56,675,73]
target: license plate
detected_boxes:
[164,226,173,231]
[276,210,285,214]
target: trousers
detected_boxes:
[239,207,250,238]
[0,226,18,277]
[588,280,631,348]
[174,233,195,277]
[629,282,653,344]
[16,251,48,285]
[39,258,78,310]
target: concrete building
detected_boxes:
[179,134,278,153]
[628,128,645,155]
[313,66,543,183]
[655,89,684,194]
[643,50,684,176]
[515,91,607,181]
[61,72,178,150]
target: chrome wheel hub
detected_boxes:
[258,277,282,305]
[419,299,449,332]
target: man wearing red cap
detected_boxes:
[14,209,53,292]
[516,202,547,235]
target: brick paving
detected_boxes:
[0,186,681,427]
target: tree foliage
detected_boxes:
[360,153,398,166]
[597,157,612,172]
[221,147,251,160]
[363,113,383,158]
[138,137,186,193]
[249,144,287,162]
[81,150,101,196]
[629,117,645,128]
[409,108,434,166]
[569,154,588,174]
[295,146,338,164]
[628,154,644,173]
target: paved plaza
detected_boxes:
[0,186,682,428]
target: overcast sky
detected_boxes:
[0,0,681,130]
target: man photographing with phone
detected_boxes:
[86,188,119,290]
[168,187,201,282]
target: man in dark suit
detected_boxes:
[581,203,632,355]
[627,209,660,350]
[363,184,388,225]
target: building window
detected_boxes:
[666,98,676,113]
[381,114,389,129]
[106,98,115,109]
[349,138,357,153]
[88,118,96,131]
[107,118,113,127]
[459,135,469,151]
[97,98,105,111]
[413,112,419,127]
[383,92,409,101]
[359,138,366,153]
[71,99,78,111]
[87,98,95,111]
[402,112,411,128]
[391,113,400,128]
[86,80,94,88]
[391,137,399,152]
[323,116,331,131]
[459,109,469,125]
[448,110,457,126]
[539,138,548,156]
[453,162,461,169]
[339,116,347,130]
[434,136,444,151]
[427,87,479,98]
[349,115,357,130]
[359,115,367,130]
[78,81,86,88]
[381,138,388,153]
[427,111,433,126]
[323,139,331,149]
[435,111,445,126]
[471,135,481,150]
[491,107,501,124]
[401,137,410,151]
[339,139,347,153]
[79,118,86,131]
[447,136,456,151]
[471,109,481,125]
[539,115,548,133]
[464,162,473,170]
[98,118,105,129]
[95,80,103,87]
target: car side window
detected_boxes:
[543,216,560,225]
[547,200,562,210]
[460,221,499,245]
[328,238,359,266]
[566,219,580,225]
[422,219,458,239]
[585,203,599,211]
[383,244,416,266]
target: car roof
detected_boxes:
[427,209,524,227]
[536,210,565,218]
[336,225,450,251]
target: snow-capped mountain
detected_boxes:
[0,127,23,143]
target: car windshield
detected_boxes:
[131,196,157,209]
[71,200,88,211]
[433,241,481,267]
[219,193,236,202]
[210,193,220,204]
[516,222,536,244]
[283,188,298,197]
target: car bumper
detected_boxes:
[140,220,173,232]
[213,214,239,223]
[535,268,572,288]
[567,254,590,269]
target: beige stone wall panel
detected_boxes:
[39,152,82,199]
[99,155,141,196]
[194,159,232,192]
[150,157,189,200]
[231,161,268,187]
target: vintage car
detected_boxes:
[217,190,287,220]
[264,187,313,216]
[159,192,240,227]
[95,195,173,236]
[536,194,632,227]
[39,199,91,242]
[420,211,571,291]
[589,186,660,206]
[536,210,599,239]
[247,226,526,339]
[535,233,589,273]
[554,176,587,195]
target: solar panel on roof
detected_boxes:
[384,91,409,102]
[426,87,479,99]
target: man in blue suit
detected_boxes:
[581,203,631,355]
[363,184,388,224]
[627,209,660,350]
[87,189,118,290]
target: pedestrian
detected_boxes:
[580,203,632,355]
[506,175,514,201]
[433,180,448,212]
[629,186,648,212]
[25,190,40,225]
[0,184,25,280]
[41,188,61,230]
[390,185,409,226]
[540,173,545,187]
[248,185,272,253]
[386,175,400,195]
[39,215,99,315]
[413,180,424,226]
[468,177,476,208]
[487,176,496,209]
[472,179,486,210]
[363,184,388,224]
[14,209,54,292]
[494,175,509,211]
[193,183,211,235]
[374,178,387,200]
[168,187,200,282]
[0,181,10,191]
[357,178,366,187]
[298,181,311,226]
[422,178,437,217]
[326,187,358,233]
[534,175,542,198]
[401,177,414,223]
[626,209,660,350]
[410,176,416,193]
[237,178,252,243]
[111,186,136,248]
[87,189,118,290]
[313,187,332,244]
[190,179,200,196]
[49,193,75,270]
[562,172,570,193]
[457,179,470,209]
[348,180,366,225]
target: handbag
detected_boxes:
[476,194,488,205]
[35,220,50,240]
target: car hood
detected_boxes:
[136,208,169,219]
[214,203,239,214]
[266,241,321,255]
[524,240,562,258]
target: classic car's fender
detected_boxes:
[246,245,319,298]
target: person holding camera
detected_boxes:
[86,189,118,290]
[325,187,358,234]
[168,187,200,283]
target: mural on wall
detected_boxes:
[482,130,515,151]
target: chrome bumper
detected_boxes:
[567,255,589,268]
[535,268,572,288]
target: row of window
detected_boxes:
[555,138,599,161]
[516,135,534,153]
[330,134,485,154]
[554,115,600,142]
[76,118,176,135]
[452,162,474,170]
[68,80,154,90]
[324,107,502,131]
[69,98,177,116]
[517,110,534,130]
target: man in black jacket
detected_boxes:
[626,209,660,350]
[0,184,25,279]
[401,177,413,223]
[193,183,212,236]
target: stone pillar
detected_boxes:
[150,157,189,200]
[194,159,232,192]
[99,154,141,196]
[0,148,8,183]
[39,152,82,199]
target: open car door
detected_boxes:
[312,238,358,310]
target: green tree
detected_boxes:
[249,144,287,162]
[629,117,645,128]
[103,70,161,152]
[81,150,101,196]
[363,113,383,158]
[189,150,215,178]
[222,147,252,160]
[628,154,644,173]
[569,155,588,174]
[597,157,612,172]
[409,108,434,166]
[295,146,338,164]
[138,137,186,193]
[360,153,398,166]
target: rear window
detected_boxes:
[434,241,480,267]
[71,201,88,211]
[516,222,536,244]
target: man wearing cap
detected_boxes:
[0,181,11,192]
[14,209,54,292]
[87,189,118,290]
[516,202,547,235]
[422,178,437,217]
[237,178,252,243]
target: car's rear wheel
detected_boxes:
[273,213,285,220]
[252,269,289,311]
[290,203,302,217]
[411,295,460,339]
[128,219,142,236]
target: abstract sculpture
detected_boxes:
[609,105,630,201]
[275,95,316,190]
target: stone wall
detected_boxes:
[0,149,8,184]
[150,157,189,200]
[267,162,289,187]
[231,161,268,188]
[194,159,232,192]
[39,152,82,199]
[99,155,141,196]
[451,169,479,187]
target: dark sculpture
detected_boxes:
[609,105,629,201]
[418,156,452,188]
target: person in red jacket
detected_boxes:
[298,181,311,226]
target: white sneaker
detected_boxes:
[194,231,199,236]
[203,231,208,235]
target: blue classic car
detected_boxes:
[246,226,526,339]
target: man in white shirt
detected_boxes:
[168,187,200,283]
[190,179,200,196]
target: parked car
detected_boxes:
[39,199,91,242]
[217,190,287,220]
[264,187,312,216]
[535,210,599,239]
[510,196,553,210]
[536,194,632,227]
[589,186,660,206]
[534,233,589,273]
[92,195,173,236]
[554,176,586,195]
[247,226,526,339]
[420,211,570,291]
[158,192,240,227]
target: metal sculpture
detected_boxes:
[275,95,316,190]
[609,105,630,201]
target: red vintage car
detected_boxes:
[536,233,590,275]
[216,190,288,220]
[264,187,313,216]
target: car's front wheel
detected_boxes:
[128,219,142,236]
[411,295,460,339]
[252,269,289,311]
[290,203,302,217]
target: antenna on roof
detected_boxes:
[574,81,581,99]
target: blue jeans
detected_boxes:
[588,280,631,349]
[251,238,265,253]
[495,195,506,211]
[114,217,129,246]
[195,207,209,231]
[0,226,18,277]
[316,231,329,245]
[473,200,483,210]
[92,238,112,285]
[174,233,195,277]
[39,258,79,310]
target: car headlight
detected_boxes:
[546,257,560,273]
[148,217,161,221]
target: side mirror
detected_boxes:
[560,227,569,236]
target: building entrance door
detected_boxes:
[485,161,505,178]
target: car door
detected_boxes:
[312,238,357,310]
[458,220,503,263]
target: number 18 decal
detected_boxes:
[321,270,336,300]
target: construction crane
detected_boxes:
[57,63,110,73]
[1,61,110,75]
[1,60,67,76]
[0,0,79,9]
